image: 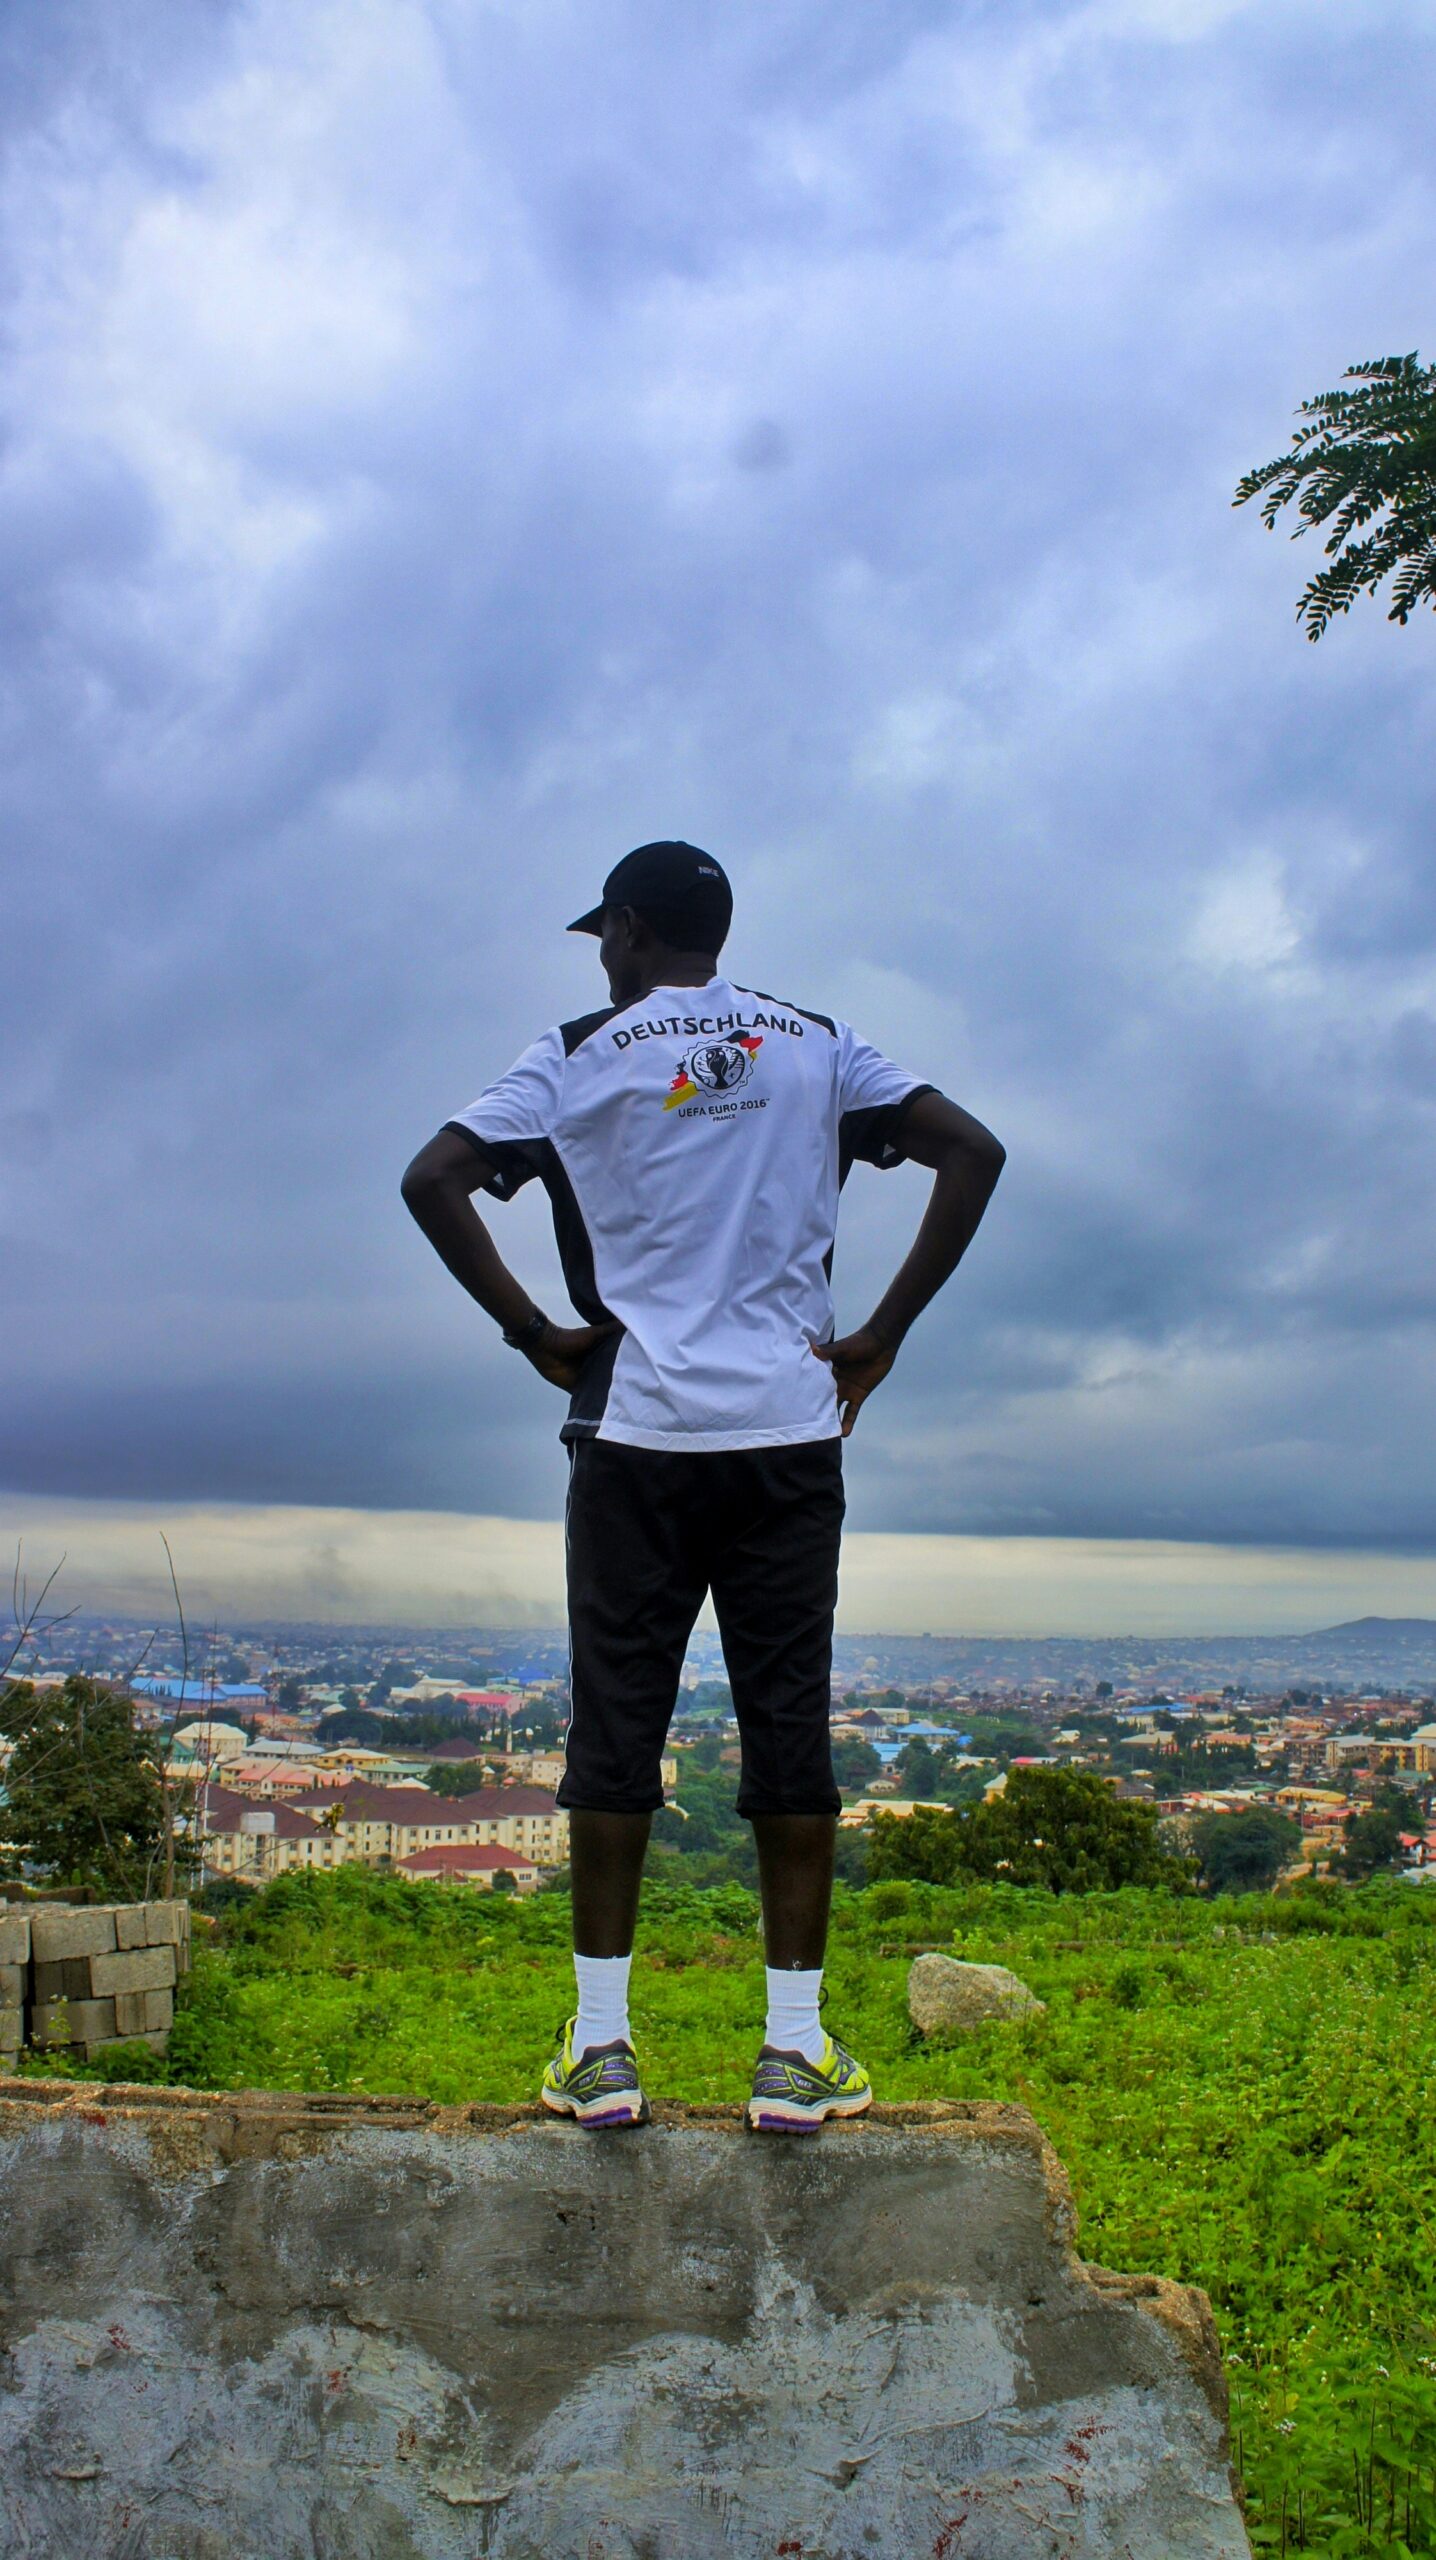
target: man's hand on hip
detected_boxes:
[812,1327,896,1438]
[525,1321,621,1393]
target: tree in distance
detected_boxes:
[1234,353,1436,638]
[1334,1787,1422,1883]
[896,1737,941,1798]
[0,1675,191,1898]
[866,1765,1183,1893]
[1190,1807,1302,1896]
[830,1735,882,1793]
[425,1759,491,1798]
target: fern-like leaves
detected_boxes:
[1233,353,1436,638]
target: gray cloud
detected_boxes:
[2,0,1435,1554]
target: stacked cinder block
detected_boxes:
[0,1908,27,2064]
[28,1901,192,2062]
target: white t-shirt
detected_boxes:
[447,977,931,1452]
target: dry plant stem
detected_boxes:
[2,1545,73,1696]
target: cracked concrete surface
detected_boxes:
[0,2084,1251,2558]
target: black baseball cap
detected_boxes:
[568,840,732,953]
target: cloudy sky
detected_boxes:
[3,0,1436,1628]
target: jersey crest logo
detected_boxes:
[664,1032,762,1110]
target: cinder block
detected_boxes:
[88,1946,176,1997]
[30,1906,117,1962]
[32,1998,117,2046]
[0,1964,24,2005]
[0,1911,30,1966]
[113,1992,147,2036]
[32,1957,97,2003]
[142,1988,173,2032]
[144,1902,185,1945]
[115,1907,149,1950]
[101,2028,167,2059]
[0,2006,22,2050]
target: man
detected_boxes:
[402,842,1004,2131]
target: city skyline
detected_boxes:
[7,1491,1436,1639]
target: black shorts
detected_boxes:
[558,1436,844,1819]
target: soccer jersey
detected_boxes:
[446,977,931,1452]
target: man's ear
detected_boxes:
[620,905,650,952]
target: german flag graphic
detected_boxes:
[664,1032,762,1109]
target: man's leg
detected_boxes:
[566,1811,653,2060]
[708,1443,869,2123]
[570,1810,654,1957]
[750,1812,836,1970]
[555,1442,705,2077]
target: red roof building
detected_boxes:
[395,1844,538,1891]
[195,1778,567,1881]
[287,1780,567,1863]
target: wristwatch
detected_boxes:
[502,1310,551,1351]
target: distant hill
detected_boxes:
[1312,1617,1436,1637]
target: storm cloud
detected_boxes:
[3,0,1436,1552]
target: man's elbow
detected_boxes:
[954,1120,1005,1188]
[976,1127,1006,1182]
[400,1153,439,1216]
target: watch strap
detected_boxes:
[502,1310,551,1350]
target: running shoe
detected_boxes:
[745,2031,873,2134]
[540,2019,651,2129]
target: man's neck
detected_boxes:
[624,957,720,1002]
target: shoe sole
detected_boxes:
[745,2089,873,2135]
[540,2087,651,2130]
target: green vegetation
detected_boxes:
[1235,352,1436,638]
[317,1699,568,1750]
[1335,1789,1424,1884]
[1192,1807,1302,1895]
[423,1759,491,1796]
[952,1712,1043,1757]
[0,1675,191,1898]
[1166,1738,1261,1788]
[651,1767,759,1888]
[24,1866,1428,2554]
[868,1765,1184,1892]
[830,1734,881,1790]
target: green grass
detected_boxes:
[36,1868,1436,2556]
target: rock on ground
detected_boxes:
[0,2082,1247,2560]
[908,1951,1046,2032]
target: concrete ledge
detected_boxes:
[0,2082,1250,2558]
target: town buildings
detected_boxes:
[197,1781,567,1883]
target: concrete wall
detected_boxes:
[0,2084,1250,2560]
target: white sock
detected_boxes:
[573,1953,632,2055]
[765,1966,826,2064]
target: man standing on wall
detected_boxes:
[402,844,1004,2131]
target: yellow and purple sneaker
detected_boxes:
[541,2019,650,2129]
[745,2031,873,2134]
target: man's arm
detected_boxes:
[400,1128,616,1392]
[813,1089,1005,1437]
